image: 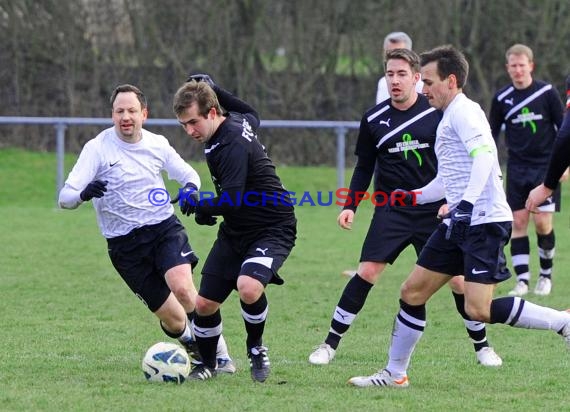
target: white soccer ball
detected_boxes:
[142,342,191,383]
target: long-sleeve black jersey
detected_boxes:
[198,87,295,234]
[345,94,442,212]
[489,79,564,166]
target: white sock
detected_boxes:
[508,299,570,331]
[386,311,425,376]
[216,334,230,359]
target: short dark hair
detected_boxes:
[384,48,421,73]
[110,84,147,109]
[420,45,469,88]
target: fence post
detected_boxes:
[335,127,346,190]
[55,122,67,206]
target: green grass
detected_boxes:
[1,148,569,412]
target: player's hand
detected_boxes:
[80,180,108,201]
[444,200,473,243]
[186,73,215,88]
[337,209,354,230]
[170,182,199,216]
[389,188,414,208]
[525,183,553,213]
[195,212,217,226]
[437,203,449,219]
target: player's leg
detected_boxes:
[533,211,555,295]
[447,276,502,366]
[463,222,570,348]
[311,206,407,364]
[189,236,238,380]
[158,219,234,370]
[237,274,271,382]
[106,225,197,359]
[239,227,295,382]
[154,292,197,357]
[506,167,532,296]
[348,264,449,387]
[509,208,531,296]
[464,281,570,346]
[309,261,385,365]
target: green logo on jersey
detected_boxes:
[402,133,423,166]
[521,107,537,134]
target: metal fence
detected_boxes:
[0,117,360,204]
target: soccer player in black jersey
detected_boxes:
[527,75,570,210]
[172,76,296,382]
[308,49,502,367]
[489,44,565,297]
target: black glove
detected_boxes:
[195,212,217,226]
[444,200,473,243]
[80,180,108,201]
[186,73,215,88]
[170,183,199,216]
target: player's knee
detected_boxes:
[194,295,218,315]
[464,304,490,323]
[447,276,464,294]
[357,262,383,284]
[238,286,263,304]
[237,276,264,304]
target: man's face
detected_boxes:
[177,103,216,144]
[385,58,420,104]
[112,92,147,143]
[421,62,452,110]
[506,53,534,88]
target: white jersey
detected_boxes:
[376,76,424,104]
[435,93,512,225]
[58,127,200,238]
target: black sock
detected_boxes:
[325,274,373,349]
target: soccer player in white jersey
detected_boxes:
[309,48,501,368]
[58,84,235,373]
[348,46,570,388]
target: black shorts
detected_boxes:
[506,163,561,212]
[417,221,512,284]
[360,204,441,264]
[107,215,199,312]
[199,221,297,303]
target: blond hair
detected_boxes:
[505,44,533,62]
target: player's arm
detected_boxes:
[544,112,570,190]
[58,142,104,209]
[488,97,503,142]
[341,117,376,214]
[411,174,445,205]
[164,142,201,190]
[195,144,248,217]
[188,73,260,129]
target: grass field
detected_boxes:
[1,148,569,412]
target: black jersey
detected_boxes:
[201,100,294,234]
[346,94,442,210]
[544,75,570,189]
[489,79,563,166]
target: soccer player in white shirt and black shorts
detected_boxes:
[348,45,570,389]
[58,84,235,374]
[309,48,501,368]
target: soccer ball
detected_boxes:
[142,342,191,383]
